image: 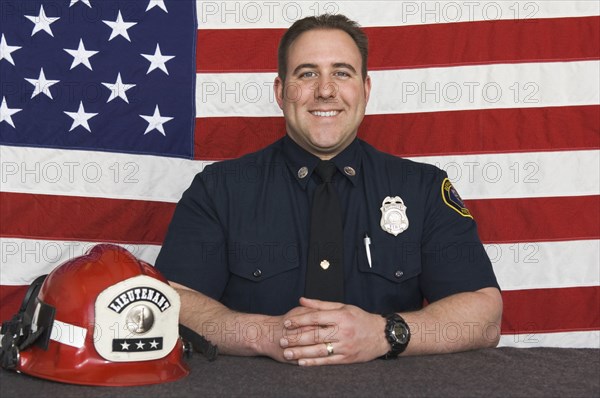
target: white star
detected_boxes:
[141,44,175,75]
[25,68,60,99]
[64,39,98,70]
[102,73,136,103]
[0,97,22,128]
[120,341,130,350]
[103,10,137,42]
[69,0,92,7]
[146,0,168,12]
[25,5,60,37]
[149,340,159,349]
[140,105,173,136]
[64,101,98,132]
[0,34,21,66]
[136,341,145,350]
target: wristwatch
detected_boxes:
[381,313,410,359]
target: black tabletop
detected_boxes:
[1,347,598,397]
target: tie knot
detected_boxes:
[314,160,337,183]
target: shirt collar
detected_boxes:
[281,135,363,190]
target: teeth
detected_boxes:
[311,111,338,117]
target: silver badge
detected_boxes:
[380,196,409,236]
[125,304,155,334]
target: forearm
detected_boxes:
[400,287,503,356]
[172,282,279,357]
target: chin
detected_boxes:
[310,133,343,147]
[311,140,340,153]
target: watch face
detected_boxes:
[393,324,409,344]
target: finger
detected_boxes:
[299,297,344,311]
[283,342,340,362]
[280,324,339,348]
[284,310,335,330]
[286,305,317,316]
[298,356,343,367]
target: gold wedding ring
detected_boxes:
[325,342,334,356]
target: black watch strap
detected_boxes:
[381,313,410,359]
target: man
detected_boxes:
[156,14,502,366]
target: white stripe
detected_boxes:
[0,145,210,203]
[370,60,600,115]
[196,61,600,117]
[488,240,600,291]
[50,319,87,349]
[499,330,600,349]
[409,150,600,200]
[2,146,597,201]
[197,1,600,29]
[0,238,160,286]
[2,237,598,292]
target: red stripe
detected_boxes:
[197,17,600,72]
[472,196,600,244]
[195,106,600,160]
[360,106,600,158]
[1,194,597,245]
[195,117,285,160]
[501,286,600,334]
[0,285,27,323]
[0,192,175,245]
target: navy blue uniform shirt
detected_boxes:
[155,136,499,315]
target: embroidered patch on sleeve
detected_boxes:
[441,178,473,219]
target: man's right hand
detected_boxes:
[171,281,320,363]
[256,306,319,363]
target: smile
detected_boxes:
[310,111,339,117]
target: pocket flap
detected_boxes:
[228,242,300,282]
[357,242,421,283]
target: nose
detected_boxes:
[313,76,337,100]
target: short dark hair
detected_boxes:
[277,14,369,82]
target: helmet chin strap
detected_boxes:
[179,324,218,361]
[0,275,54,370]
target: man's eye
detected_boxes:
[300,71,316,78]
[334,71,350,77]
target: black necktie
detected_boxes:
[305,160,344,302]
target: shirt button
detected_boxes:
[297,167,308,179]
[343,166,356,176]
[253,269,262,278]
[394,270,404,279]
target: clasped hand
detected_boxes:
[272,297,387,366]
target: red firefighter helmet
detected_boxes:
[0,244,189,386]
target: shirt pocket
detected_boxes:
[228,241,300,282]
[226,241,301,314]
[356,241,421,283]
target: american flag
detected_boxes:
[1,0,598,348]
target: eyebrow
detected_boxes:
[292,62,358,76]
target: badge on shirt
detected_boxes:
[380,196,409,236]
[441,178,473,219]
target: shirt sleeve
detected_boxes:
[419,169,500,303]
[154,169,230,300]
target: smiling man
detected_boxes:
[274,28,371,159]
[156,14,502,366]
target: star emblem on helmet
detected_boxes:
[120,341,130,350]
[136,341,145,350]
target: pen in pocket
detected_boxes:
[364,233,372,268]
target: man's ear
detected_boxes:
[364,74,372,104]
[274,76,284,110]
